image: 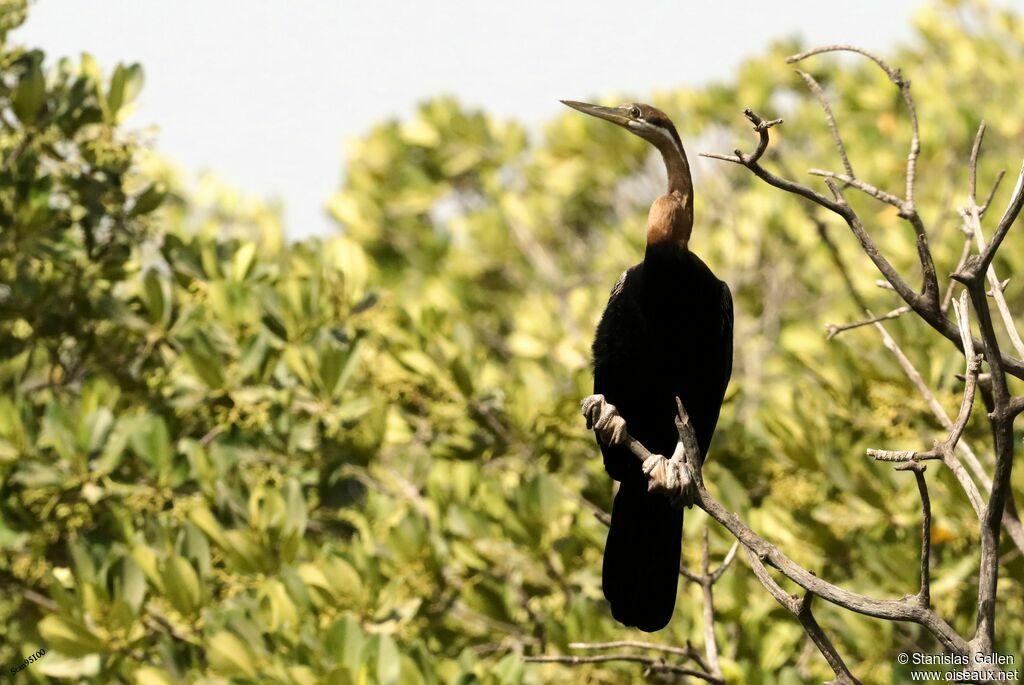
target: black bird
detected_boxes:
[563,100,733,632]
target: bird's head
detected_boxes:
[560,100,683,154]
[561,100,693,248]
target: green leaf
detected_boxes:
[129,415,173,482]
[106,64,126,117]
[37,654,101,679]
[376,634,401,685]
[323,556,364,604]
[283,478,308,536]
[130,182,166,217]
[38,615,106,656]
[188,505,228,549]
[222,530,265,573]
[133,667,176,685]
[13,59,45,123]
[184,345,225,390]
[142,268,172,328]
[207,631,258,678]
[326,614,364,674]
[161,555,201,615]
[319,338,362,399]
[232,241,257,282]
[106,63,143,118]
[118,557,147,612]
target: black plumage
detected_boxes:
[594,242,733,632]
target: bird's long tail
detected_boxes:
[602,477,684,632]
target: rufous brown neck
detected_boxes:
[645,134,693,249]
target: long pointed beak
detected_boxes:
[560,100,631,127]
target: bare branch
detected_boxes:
[1007,396,1024,418]
[871,318,1024,557]
[523,653,725,683]
[808,169,903,208]
[942,233,974,314]
[968,203,1024,361]
[706,107,1024,378]
[795,69,854,178]
[826,306,910,340]
[894,461,932,606]
[968,121,987,205]
[980,170,1007,215]
[701,108,783,166]
[867,293,980,467]
[710,540,740,584]
[957,122,1024,360]
[792,45,944,321]
[980,162,1024,273]
[583,399,969,656]
[677,530,740,679]
[699,529,723,678]
[568,640,704,663]
[700,110,927,312]
[743,548,862,685]
[787,44,920,205]
[956,161,1024,285]
[960,282,1015,653]
[866,448,942,463]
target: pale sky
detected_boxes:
[15,0,927,239]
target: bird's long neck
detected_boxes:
[646,130,693,250]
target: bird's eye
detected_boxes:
[629,105,642,119]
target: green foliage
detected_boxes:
[1,1,1023,682]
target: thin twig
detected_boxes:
[568,640,703,662]
[808,169,903,208]
[795,69,854,179]
[866,295,982,464]
[787,44,920,205]
[870,318,1024,556]
[523,653,724,684]
[588,400,969,656]
[791,45,941,304]
[826,306,910,340]
[743,548,862,684]
[894,461,932,606]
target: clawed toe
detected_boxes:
[581,395,602,429]
[674,458,697,509]
[581,394,627,446]
[642,454,695,508]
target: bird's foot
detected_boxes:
[641,453,695,508]
[668,454,698,509]
[668,396,702,508]
[581,394,627,446]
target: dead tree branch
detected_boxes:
[825,306,910,340]
[962,123,1024,360]
[743,547,862,685]
[692,43,1023,676]
[523,651,724,683]
[700,72,1024,380]
[868,317,1024,556]
[867,293,982,465]
[543,511,737,681]
[580,397,973,675]
[678,530,739,680]
[546,44,1023,683]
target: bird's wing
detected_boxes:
[592,266,644,482]
[608,268,629,302]
[719,280,734,402]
